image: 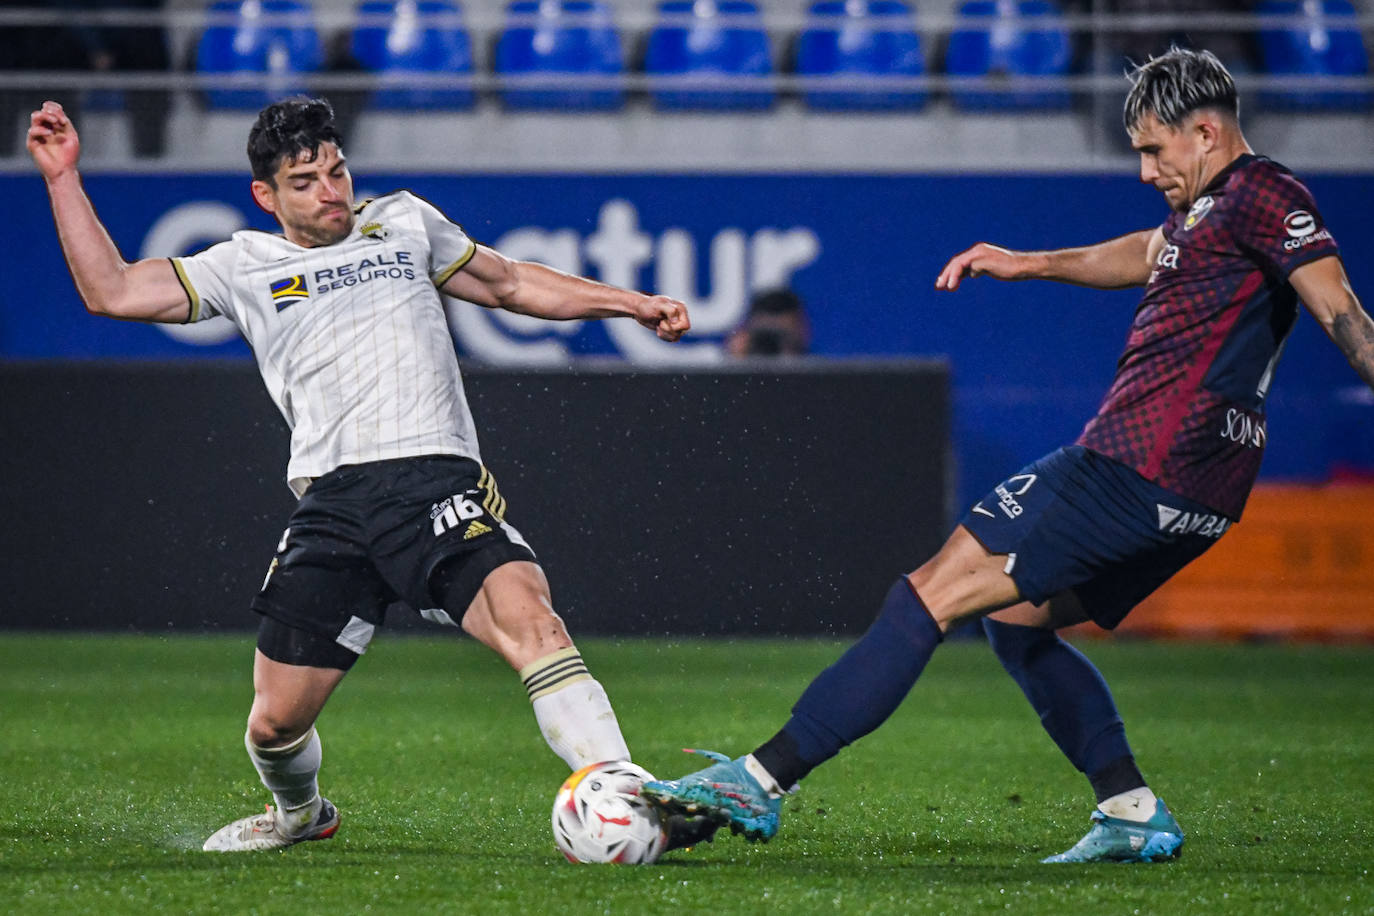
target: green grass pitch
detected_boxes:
[1,633,1371,914]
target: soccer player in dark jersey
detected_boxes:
[641,47,1374,863]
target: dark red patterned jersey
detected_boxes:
[1077,155,1340,519]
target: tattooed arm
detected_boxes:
[1291,256,1374,393]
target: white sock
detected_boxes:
[1097,785,1158,822]
[743,754,788,798]
[246,727,323,834]
[521,648,631,770]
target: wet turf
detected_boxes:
[1,634,1370,914]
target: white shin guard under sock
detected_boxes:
[246,727,323,834]
[521,648,631,770]
[1097,786,1158,822]
[743,754,788,798]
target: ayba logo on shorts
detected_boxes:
[1155,504,1230,538]
[269,274,309,311]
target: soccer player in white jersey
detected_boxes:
[27,97,698,852]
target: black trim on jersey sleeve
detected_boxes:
[170,257,200,323]
[394,188,481,287]
[433,241,478,288]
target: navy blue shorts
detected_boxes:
[959,446,1234,629]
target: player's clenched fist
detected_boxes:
[27,101,81,180]
[635,294,691,342]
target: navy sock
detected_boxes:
[753,578,943,788]
[1088,754,1147,804]
[982,618,1141,797]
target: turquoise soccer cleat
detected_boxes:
[640,749,782,843]
[1042,799,1184,863]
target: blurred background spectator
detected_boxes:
[727,287,811,357]
[1095,0,1260,74]
[0,1,172,158]
[320,28,369,146]
[72,0,174,158]
[0,1,91,156]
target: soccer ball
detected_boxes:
[551,760,668,864]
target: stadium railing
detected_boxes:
[1,4,1371,118]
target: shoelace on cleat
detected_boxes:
[246,805,279,837]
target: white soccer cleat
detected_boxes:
[202,798,340,852]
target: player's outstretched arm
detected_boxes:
[936,229,1160,292]
[28,102,190,323]
[441,244,691,342]
[1292,255,1374,393]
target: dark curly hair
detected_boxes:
[247,97,344,184]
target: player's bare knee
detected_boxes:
[246,720,298,749]
[491,606,571,664]
[246,709,311,749]
[462,561,571,665]
[458,608,483,641]
[468,609,567,672]
[908,531,1021,632]
[458,592,492,641]
[911,587,988,634]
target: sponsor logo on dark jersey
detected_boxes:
[1284,209,1316,238]
[1281,210,1333,251]
[1221,408,1266,449]
[1147,243,1181,285]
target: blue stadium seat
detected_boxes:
[351,1,475,109]
[1258,0,1371,110]
[85,89,128,113]
[644,1,775,110]
[795,0,927,110]
[495,0,625,110]
[945,0,1072,110]
[196,0,324,109]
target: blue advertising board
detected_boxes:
[4,171,1372,503]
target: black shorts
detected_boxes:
[251,455,537,657]
[960,446,1233,629]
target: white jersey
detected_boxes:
[173,191,482,497]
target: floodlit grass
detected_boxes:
[0,634,1370,914]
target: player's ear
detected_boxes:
[250,179,278,216]
[1193,113,1221,152]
